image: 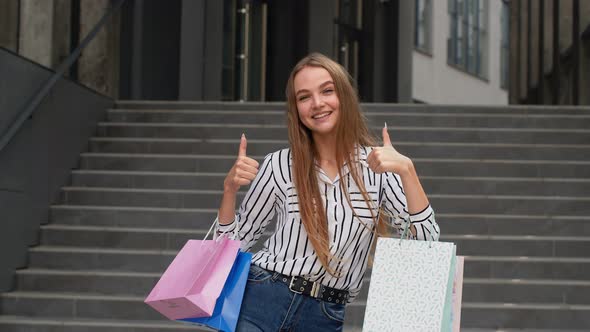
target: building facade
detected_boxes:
[4,0,586,105]
[412,0,509,104]
[509,0,590,105]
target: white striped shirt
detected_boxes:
[216,146,440,302]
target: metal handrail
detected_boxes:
[0,0,125,153]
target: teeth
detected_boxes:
[312,112,331,119]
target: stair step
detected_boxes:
[26,246,590,279]
[438,214,590,237]
[70,170,227,190]
[2,292,589,330]
[114,101,590,114]
[39,224,271,251]
[432,194,590,215]
[422,176,590,196]
[106,109,590,129]
[0,291,354,330]
[50,205,218,229]
[0,315,206,331]
[39,225,207,251]
[27,246,178,272]
[70,170,590,196]
[15,269,160,296]
[463,256,590,280]
[58,187,590,215]
[14,266,590,304]
[448,235,590,257]
[59,187,230,209]
[115,101,287,111]
[460,278,590,304]
[460,330,590,332]
[0,291,165,321]
[460,302,590,329]
[79,153,590,178]
[50,206,590,237]
[96,122,590,144]
[87,137,590,161]
[38,224,590,258]
[342,300,590,330]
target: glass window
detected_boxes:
[415,0,432,53]
[447,0,488,78]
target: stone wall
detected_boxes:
[19,0,55,68]
[78,0,120,98]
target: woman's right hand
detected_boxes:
[224,134,260,194]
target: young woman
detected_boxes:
[216,53,440,331]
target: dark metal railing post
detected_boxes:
[69,0,80,80]
[516,1,522,102]
[552,0,560,104]
[538,0,544,104]
[527,0,532,102]
[572,0,580,105]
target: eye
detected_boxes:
[323,88,334,94]
[298,95,309,102]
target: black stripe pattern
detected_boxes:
[216,147,439,302]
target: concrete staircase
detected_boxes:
[1,101,590,331]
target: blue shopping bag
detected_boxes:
[178,251,252,332]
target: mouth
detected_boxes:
[312,111,333,120]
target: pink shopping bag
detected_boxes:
[451,256,465,332]
[145,234,241,320]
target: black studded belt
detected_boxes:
[276,274,349,304]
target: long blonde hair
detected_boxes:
[285,53,388,276]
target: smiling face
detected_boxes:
[293,66,341,139]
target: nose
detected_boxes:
[311,94,324,109]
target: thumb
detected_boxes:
[382,123,392,146]
[238,133,247,157]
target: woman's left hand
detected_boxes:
[367,124,413,175]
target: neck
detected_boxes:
[312,133,337,163]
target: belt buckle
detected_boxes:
[289,277,304,294]
[310,282,321,298]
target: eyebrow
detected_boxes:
[295,81,335,96]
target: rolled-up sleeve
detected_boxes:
[380,172,440,241]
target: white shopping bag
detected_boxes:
[362,237,457,332]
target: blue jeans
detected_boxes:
[236,265,346,332]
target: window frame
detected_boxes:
[414,0,433,55]
[447,0,489,79]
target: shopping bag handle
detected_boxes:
[204,221,218,241]
[399,216,435,248]
[203,216,240,242]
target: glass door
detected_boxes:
[335,0,362,84]
[223,0,268,101]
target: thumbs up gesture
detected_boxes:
[224,134,260,193]
[367,123,412,175]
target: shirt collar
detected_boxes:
[313,145,370,185]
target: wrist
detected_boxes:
[218,216,235,226]
[223,182,239,194]
[398,157,415,176]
